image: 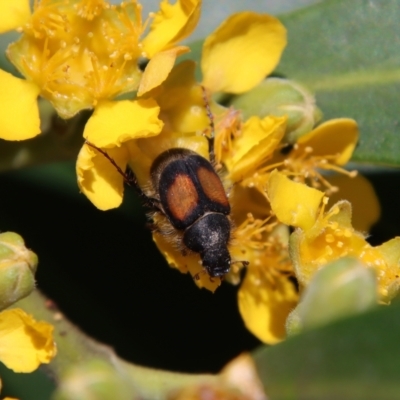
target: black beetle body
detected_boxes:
[149,148,232,277]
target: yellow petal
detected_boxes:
[226,115,286,182]
[297,119,358,165]
[238,270,298,344]
[267,170,324,230]
[152,230,222,292]
[0,70,40,140]
[0,308,56,373]
[155,61,211,133]
[201,12,286,93]
[0,0,31,33]
[142,0,201,58]
[138,46,189,96]
[76,144,129,210]
[83,99,163,148]
[328,174,380,233]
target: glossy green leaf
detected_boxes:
[278,0,400,165]
[253,302,400,400]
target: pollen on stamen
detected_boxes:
[305,146,313,154]
[375,259,384,267]
[191,105,203,116]
[343,229,353,238]
[329,221,339,230]
[327,185,339,195]
[333,228,343,237]
[325,233,335,243]
[324,245,333,256]
[349,170,358,178]
[74,0,110,20]
[380,288,389,297]
[250,273,262,286]
[317,256,328,265]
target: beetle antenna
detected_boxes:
[200,85,215,164]
[85,141,162,210]
[85,141,135,186]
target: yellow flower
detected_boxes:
[239,118,359,196]
[215,117,374,342]
[265,174,400,303]
[0,308,56,373]
[235,117,379,233]
[234,218,298,344]
[281,118,359,191]
[77,98,164,210]
[0,0,200,140]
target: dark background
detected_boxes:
[0,161,260,373]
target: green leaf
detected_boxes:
[278,0,400,165]
[253,302,400,400]
[0,363,54,400]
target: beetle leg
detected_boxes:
[142,195,162,211]
[193,270,206,281]
[123,168,162,210]
[231,260,250,269]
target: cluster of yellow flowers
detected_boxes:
[0,0,399,353]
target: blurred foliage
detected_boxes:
[254,301,400,400]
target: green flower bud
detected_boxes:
[53,360,136,400]
[0,232,38,310]
[286,257,377,335]
[228,77,322,143]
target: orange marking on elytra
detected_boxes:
[167,174,199,221]
[197,167,229,207]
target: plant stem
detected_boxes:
[14,290,217,399]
